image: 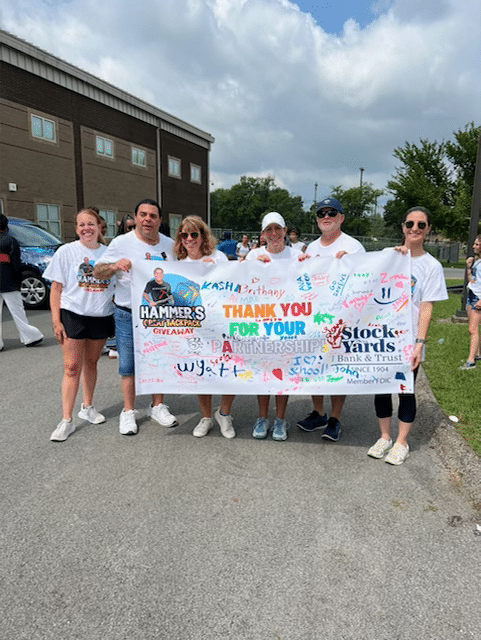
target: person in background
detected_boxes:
[236,234,251,261]
[287,226,306,254]
[367,206,447,465]
[0,214,43,351]
[44,208,115,441]
[173,215,236,438]
[297,196,365,442]
[245,211,297,441]
[93,199,178,436]
[459,234,481,370]
[116,214,136,236]
[217,231,237,259]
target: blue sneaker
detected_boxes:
[297,410,328,432]
[252,417,270,439]
[272,418,288,441]
[321,417,341,441]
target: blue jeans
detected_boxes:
[114,306,134,376]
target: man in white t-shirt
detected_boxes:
[93,199,177,436]
[297,196,365,441]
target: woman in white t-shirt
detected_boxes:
[460,234,481,369]
[236,234,251,260]
[367,206,447,465]
[44,209,115,442]
[173,215,236,439]
[246,212,297,441]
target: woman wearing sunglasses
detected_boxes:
[368,206,447,465]
[173,216,236,438]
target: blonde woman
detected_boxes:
[174,216,236,438]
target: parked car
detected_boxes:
[7,218,62,309]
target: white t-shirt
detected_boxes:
[236,243,250,258]
[410,251,448,336]
[290,240,306,255]
[468,258,481,297]
[305,232,365,257]
[95,232,174,308]
[181,249,228,263]
[245,245,295,261]
[43,241,115,317]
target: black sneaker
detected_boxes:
[297,410,328,432]
[321,417,341,441]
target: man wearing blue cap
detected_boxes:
[297,196,365,440]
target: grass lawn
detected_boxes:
[423,279,481,457]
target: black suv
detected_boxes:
[7,218,62,309]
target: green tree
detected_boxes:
[210,176,306,232]
[445,122,481,241]
[329,183,383,236]
[384,139,453,234]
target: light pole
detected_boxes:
[359,167,364,189]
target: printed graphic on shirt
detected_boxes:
[77,258,110,292]
[139,268,205,329]
[145,251,168,261]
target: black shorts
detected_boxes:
[61,308,115,340]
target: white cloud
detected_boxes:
[1,0,479,211]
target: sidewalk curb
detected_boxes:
[418,366,481,508]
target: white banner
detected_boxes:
[131,250,414,396]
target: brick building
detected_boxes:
[0,30,214,241]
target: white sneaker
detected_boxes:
[214,409,235,439]
[108,349,118,359]
[119,409,138,435]
[367,437,393,459]
[78,403,106,424]
[193,417,213,437]
[385,442,410,465]
[148,403,178,427]
[51,418,76,442]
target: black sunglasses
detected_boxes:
[317,209,339,218]
[181,231,200,239]
[404,220,427,229]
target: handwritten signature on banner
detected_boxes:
[132,251,414,396]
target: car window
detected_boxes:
[9,224,61,247]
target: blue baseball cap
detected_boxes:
[316,197,344,215]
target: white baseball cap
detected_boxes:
[261,211,286,230]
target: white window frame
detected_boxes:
[98,209,117,238]
[96,135,114,158]
[190,164,202,184]
[36,203,61,236]
[31,114,56,143]
[132,147,146,167]
[168,156,181,179]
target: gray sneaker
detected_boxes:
[272,418,288,441]
[252,417,270,439]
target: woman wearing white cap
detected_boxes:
[245,211,296,440]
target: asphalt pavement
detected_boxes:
[1,308,480,640]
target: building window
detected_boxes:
[132,147,146,167]
[31,114,56,142]
[190,164,202,184]
[98,209,117,238]
[169,214,182,240]
[96,136,114,158]
[37,203,60,236]
[168,156,181,179]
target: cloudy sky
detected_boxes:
[1,0,479,211]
